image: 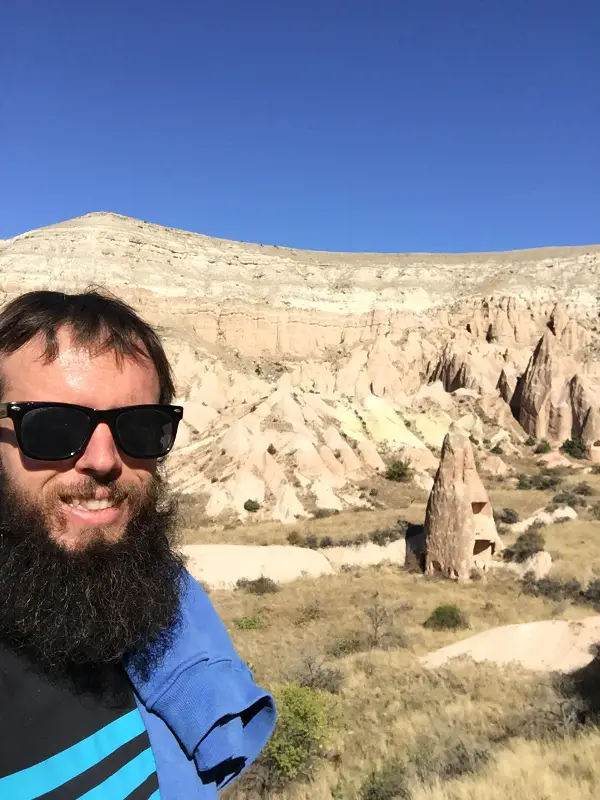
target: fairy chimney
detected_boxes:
[425,428,502,581]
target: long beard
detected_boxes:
[0,464,185,690]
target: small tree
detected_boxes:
[560,438,586,460]
[510,530,545,563]
[244,498,260,512]
[385,459,413,483]
[261,684,331,786]
[424,604,469,631]
[534,440,551,454]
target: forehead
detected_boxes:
[0,328,160,408]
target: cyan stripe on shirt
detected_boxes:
[0,709,145,800]
[78,747,156,800]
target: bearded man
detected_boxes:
[0,289,275,799]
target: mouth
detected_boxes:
[59,497,126,526]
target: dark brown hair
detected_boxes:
[0,288,175,403]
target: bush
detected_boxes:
[287,530,303,546]
[233,614,263,630]
[552,490,587,508]
[385,459,413,483]
[313,508,339,519]
[573,481,595,496]
[327,632,367,658]
[584,579,600,611]
[535,439,551,454]
[509,530,546,563]
[236,576,280,595]
[518,468,565,491]
[296,600,327,625]
[293,654,344,695]
[359,760,410,800]
[591,464,600,475]
[370,527,402,547]
[522,575,583,603]
[560,437,587,460]
[261,684,331,785]
[267,443,277,456]
[590,502,600,519]
[494,507,519,525]
[423,604,469,631]
[244,499,260,512]
[525,436,537,447]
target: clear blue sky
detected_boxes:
[1,1,598,252]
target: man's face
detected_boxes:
[0,327,161,550]
[0,326,183,680]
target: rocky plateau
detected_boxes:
[2,212,600,526]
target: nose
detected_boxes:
[74,422,123,478]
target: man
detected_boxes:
[0,289,275,798]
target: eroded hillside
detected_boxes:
[2,212,599,521]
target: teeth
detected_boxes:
[68,499,116,511]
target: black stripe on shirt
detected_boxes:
[36,732,153,800]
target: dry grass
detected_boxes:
[214,564,599,798]
[188,473,600,798]
[414,733,600,800]
[182,501,426,547]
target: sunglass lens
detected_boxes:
[115,408,176,458]
[20,406,90,460]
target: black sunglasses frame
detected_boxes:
[0,402,184,461]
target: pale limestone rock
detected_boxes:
[182,544,334,589]
[497,551,553,581]
[519,331,575,442]
[425,430,502,581]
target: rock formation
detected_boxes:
[1,212,600,520]
[424,429,503,581]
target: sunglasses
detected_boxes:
[0,402,183,461]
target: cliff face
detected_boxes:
[1,211,599,522]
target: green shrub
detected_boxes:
[509,530,546,563]
[287,530,303,546]
[573,481,595,496]
[522,575,583,603]
[327,632,367,658]
[236,576,280,594]
[531,469,565,490]
[261,684,331,785]
[423,604,469,631]
[296,600,327,625]
[535,440,551,454]
[494,507,519,525]
[560,437,587,459]
[313,508,339,519]
[267,443,277,456]
[244,498,260,512]
[552,490,587,508]
[525,436,537,447]
[359,760,410,800]
[233,614,263,630]
[584,579,600,611]
[490,444,504,455]
[517,473,532,490]
[385,459,413,483]
[370,527,403,547]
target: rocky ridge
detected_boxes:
[1,212,600,522]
